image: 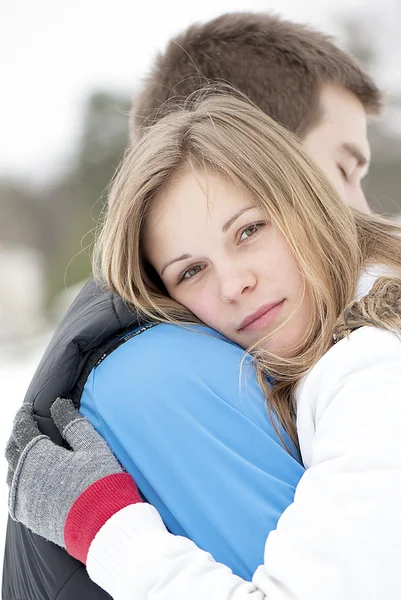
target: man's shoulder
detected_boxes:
[92,322,257,400]
[113,322,245,364]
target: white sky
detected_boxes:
[1,0,399,183]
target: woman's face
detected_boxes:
[144,170,312,356]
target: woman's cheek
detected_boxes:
[187,293,218,330]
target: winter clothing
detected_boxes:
[51,267,401,600]
[3,278,144,600]
[3,278,303,599]
[84,323,401,600]
[7,398,141,563]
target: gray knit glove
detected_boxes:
[6,398,125,549]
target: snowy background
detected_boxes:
[1,0,401,587]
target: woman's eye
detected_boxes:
[179,264,204,282]
[239,222,264,242]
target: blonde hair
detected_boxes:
[94,91,401,444]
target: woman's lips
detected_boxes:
[238,300,284,333]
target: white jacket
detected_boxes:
[86,268,401,600]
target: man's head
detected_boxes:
[132,12,382,212]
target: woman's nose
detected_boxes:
[218,264,257,302]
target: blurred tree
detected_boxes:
[340,16,377,68]
[76,91,132,206]
[0,90,132,313]
[42,91,132,305]
[0,181,44,251]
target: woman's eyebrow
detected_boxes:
[222,206,255,232]
[161,253,192,276]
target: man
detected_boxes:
[133,13,380,212]
[4,12,382,600]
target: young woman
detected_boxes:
[8,91,401,599]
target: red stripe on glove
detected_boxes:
[64,472,143,564]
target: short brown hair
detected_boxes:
[132,12,382,137]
